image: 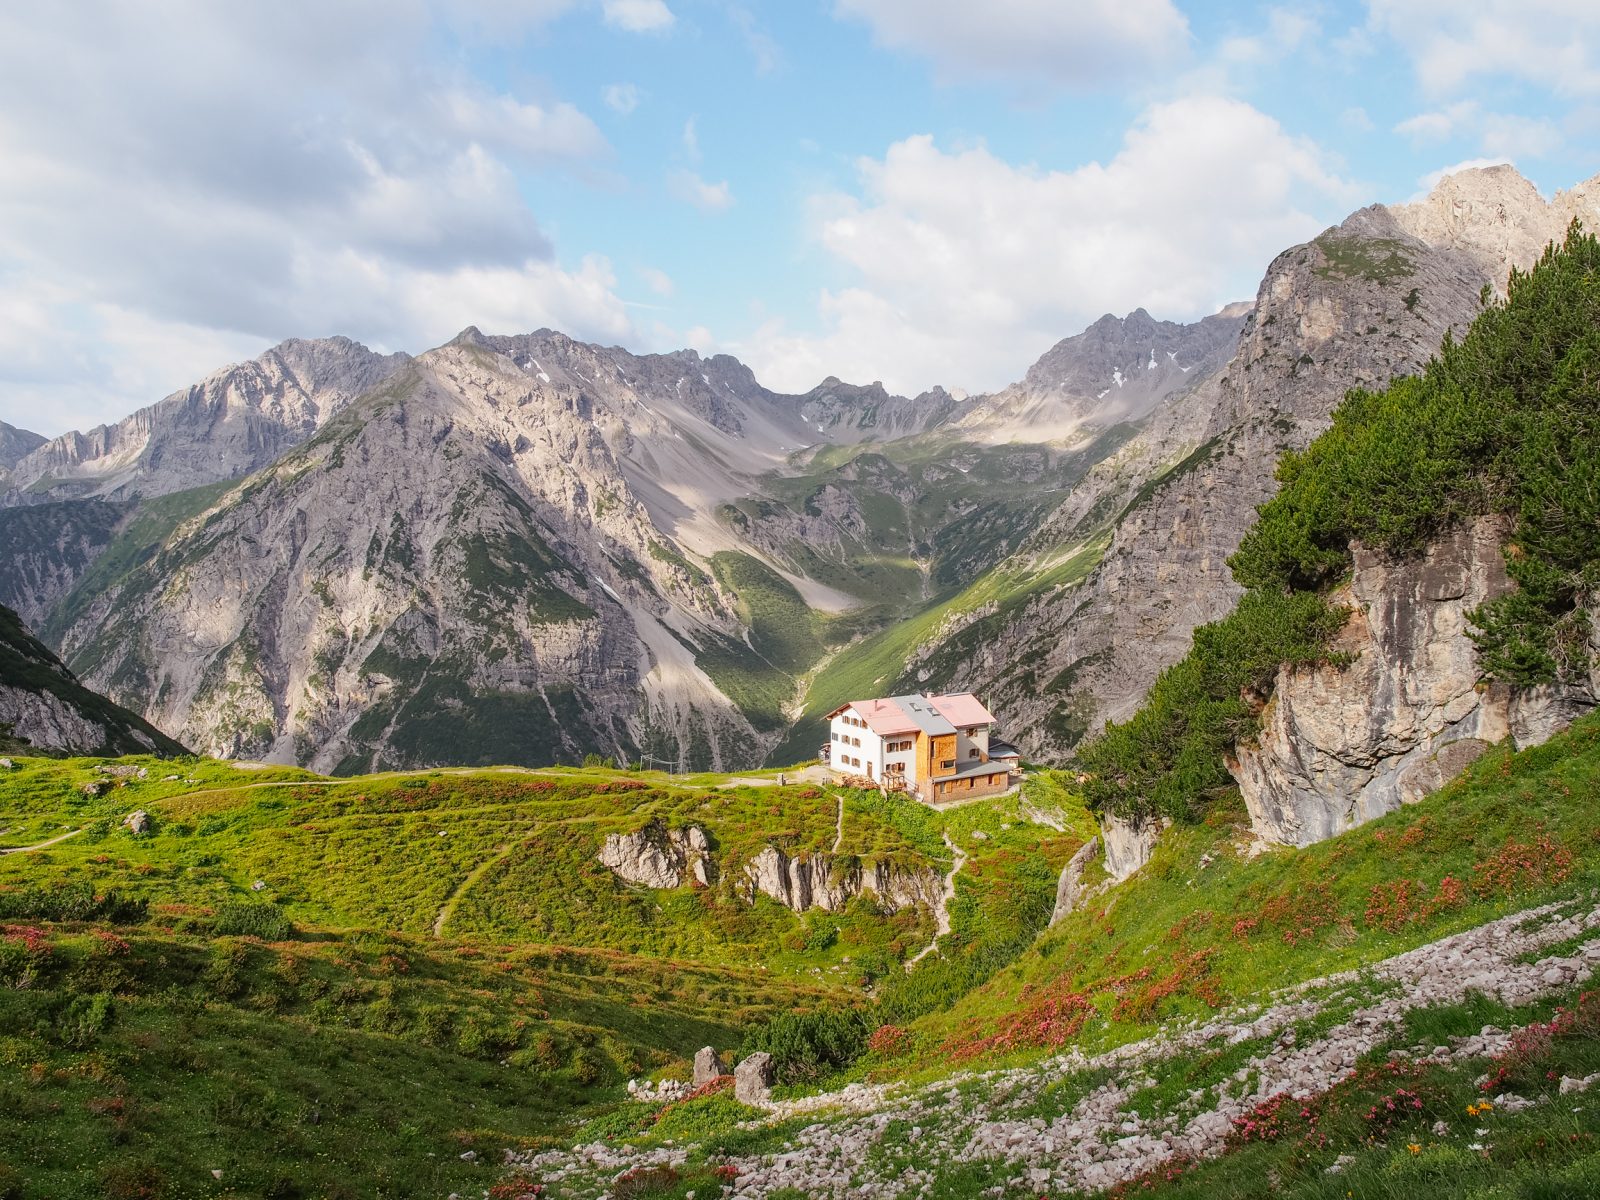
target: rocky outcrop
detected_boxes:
[1050,836,1100,925]
[0,421,45,473]
[1231,516,1596,847]
[741,846,942,914]
[598,820,713,889]
[692,1047,726,1087]
[0,602,185,758]
[1101,814,1165,882]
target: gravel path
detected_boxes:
[513,898,1600,1198]
[904,832,968,970]
[0,826,87,854]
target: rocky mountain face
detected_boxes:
[951,305,1247,445]
[1232,516,1597,847]
[918,167,1600,760]
[0,421,45,472]
[0,602,185,757]
[43,331,847,772]
[798,379,964,444]
[11,164,1587,777]
[2,336,408,505]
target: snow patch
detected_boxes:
[1111,369,1125,388]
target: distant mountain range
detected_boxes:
[1,164,1593,769]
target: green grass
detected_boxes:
[913,712,1600,1066]
[0,752,1082,1198]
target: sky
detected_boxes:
[2,1,1599,437]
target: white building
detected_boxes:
[825,692,1012,803]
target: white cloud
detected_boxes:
[1480,112,1563,159]
[1394,101,1479,142]
[602,0,674,33]
[1394,101,1563,160]
[0,2,633,434]
[668,170,734,213]
[727,5,781,74]
[1367,0,1600,97]
[639,266,676,297]
[1341,106,1375,132]
[735,95,1357,396]
[602,82,640,114]
[682,117,701,161]
[834,0,1189,87]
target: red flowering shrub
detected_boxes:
[946,978,1097,1061]
[1260,883,1341,946]
[487,1174,545,1199]
[2,926,51,956]
[1113,951,1222,1023]
[1106,1153,1200,1195]
[867,1024,910,1057]
[91,931,131,957]
[1483,990,1600,1092]
[1472,832,1573,897]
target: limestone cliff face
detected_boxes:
[2,337,408,505]
[599,820,715,888]
[741,846,942,914]
[933,167,1600,762]
[1231,517,1596,847]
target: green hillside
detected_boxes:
[0,754,1081,1198]
[528,714,1600,1199]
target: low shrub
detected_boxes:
[213,900,293,940]
[740,1006,871,1084]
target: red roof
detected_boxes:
[827,698,919,735]
[927,692,996,728]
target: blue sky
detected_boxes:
[2,0,1598,435]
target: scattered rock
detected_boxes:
[122,810,150,836]
[0,758,12,770]
[459,1150,477,1162]
[734,1052,774,1106]
[692,1047,725,1087]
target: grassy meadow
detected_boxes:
[0,753,1083,1199]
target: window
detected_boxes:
[941,760,955,770]
[969,749,979,759]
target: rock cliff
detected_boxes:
[599,820,715,888]
[0,602,185,757]
[1231,516,1597,847]
[741,846,942,914]
[0,420,45,473]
